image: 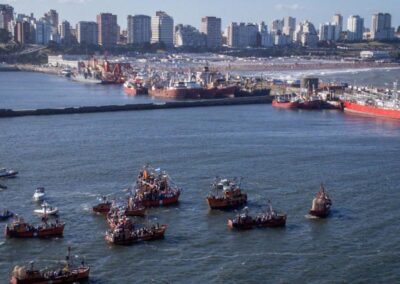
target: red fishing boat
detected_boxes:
[134,165,181,207]
[227,208,254,230]
[10,247,90,284]
[309,184,332,218]
[5,216,65,238]
[123,79,148,96]
[206,178,247,210]
[272,95,299,109]
[343,100,400,119]
[254,201,286,228]
[92,196,112,214]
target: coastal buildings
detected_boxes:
[174,24,205,47]
[44,9,59,38]
[200,16,222,48]
[14,20,31,44]
[127,15,151,44]
[59,20,72,45]
[347,15,364,41]
[226,22,258,48]
[294,21,318,47]
[151,11,174,46]
[371,13,394,41]
[319,22,336,41]
[283,16,296,38]
[332,13,343,40]
[35,18,52,45]
[97,13,118,47]
[76,21,98,45]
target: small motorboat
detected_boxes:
[32,187,45,202]
[0,209,14,221]
[309,184,332,218]
[0,168,18,178]
[34,202,59,216]
[10,247,90,283]
[92,196,112,214]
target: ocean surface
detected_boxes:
[1,69,400,283]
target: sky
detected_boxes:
[4,0,400,30]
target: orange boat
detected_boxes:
[92,196,112,214]
[227,208,254,230]
[10,247,89,284]
[309,184,332,218]
[5,217,65,238]
[134,165,181,207]
[206,178,247,210]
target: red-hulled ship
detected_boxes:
[227,208,254,230]
[342,85,400,119]
[10,247,89,284]
[93,196,146,216]
[309,184,332,218]
[5,216,65,238]
[123,79,148,96]
[134,165,181,207]
[206,178,247,210]
[272,95,299,109]
[92,196,112,214]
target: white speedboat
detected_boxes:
[33,187,46,201]
[0,168,18,178]
[34,202,59,216]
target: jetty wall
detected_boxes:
[0,96,272,118]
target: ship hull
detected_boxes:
[298,100,323,110]
[272,100,299,109]
[206,195,247,210]
[92,203,111,214]
[140,194,180,207]
[148,86,237,100]
[123,86,148,96]
[343,101,400,120]
[309,209,330,218]
[255,216,287,228]
[10,267,89,284]
[227,219,254,230]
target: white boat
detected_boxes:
[0,168,18,178]
[34,202,59,216]
[32,187,46,201]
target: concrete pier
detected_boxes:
[0,96,272,118]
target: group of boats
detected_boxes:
[273,82,400,120]
[207,177,332,230]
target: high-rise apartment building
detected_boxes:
[347,15,364,41]
[332,13,343,40]
[35,18,52,45]
[127,15,151,44]
[227,22,258,48]
[151,11,174,46]
[371,13,394,41]
[283,16,296,37]
[0,4,14,31]
[44,9,59,36]
[76,21,98,45]
[97,13,118,47]
[174,24,205,47]
[319,23,336,41]
[200,16,222,48]
[59,20,71,44]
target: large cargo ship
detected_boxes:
[342,85,400,119]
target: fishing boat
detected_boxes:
[33,202,59,216]
[123,79,148,96]
[92,196,112,214]
[106,207,134,231]
[254,201,287,228]
[5,216,65,238]
[0,209,14,221]
[125,197,146,217]
[10,247,90,284]
[309,184,332,218]
[272,94,299,109]
[134,165,181,207]
[32,188,45,202]
[227,208,254,230]
[298,95,323,109]
[206,178,247,210]
[0,168,18,178]
[105,223,167,246]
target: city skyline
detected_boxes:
[4,0,400,30]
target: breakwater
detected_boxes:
[0,96,272,118]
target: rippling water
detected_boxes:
[1,70,400,283]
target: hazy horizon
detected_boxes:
[3,0,400,31]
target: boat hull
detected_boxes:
[227,219,254,230]
[0,171,18,178]
[309,209,330,218]
[123,86,148,96]
[343,101,400,120]
[5,224,65,238]
[255,215,287,228]
[298,100,323,110]
[206,195,247,210]
[272,100,299,109]
[148,85,237,100]
[92,203,111,214]
[10,267,89,284]
[140,194,180,207]
[125,207,146,217]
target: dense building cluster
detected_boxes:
[0,3,398,48]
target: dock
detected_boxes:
[0,96,272,118]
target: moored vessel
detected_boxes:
[10,247,89,284]
[123,79,148,96]
[206,177,247,210]
[272,94,299,109]
[309,184,332,218]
